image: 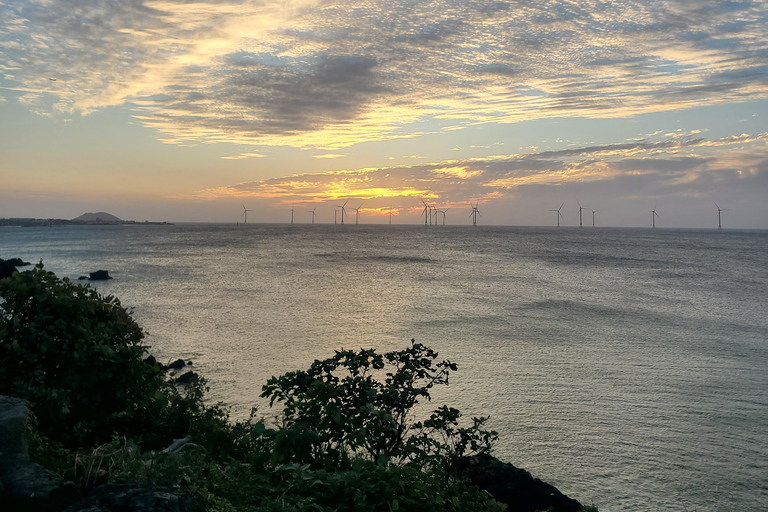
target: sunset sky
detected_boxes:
[2,0,767,227]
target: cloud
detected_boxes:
[313,153,346,159]
[221,152,266,160]
[2,0,768,147]
[178,131,768,208]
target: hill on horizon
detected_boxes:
[72,212,123,222]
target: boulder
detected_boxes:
[0,396,79,512]
[88,270,112,280]
[62,484,208,512]
[458,453,585,512]
[174,372,198,385]
[168,359,186,370]
[0,258,31,280]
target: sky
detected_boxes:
[1,0,768,228]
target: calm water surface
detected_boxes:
[2,223,767,512]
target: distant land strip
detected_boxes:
[0,212,172,227]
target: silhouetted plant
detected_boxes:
[0,262,227,451]
[261,340,497,472]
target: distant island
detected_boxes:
[0,212,172,227]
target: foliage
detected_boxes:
[261,341,497,472]
[0,262,229,450]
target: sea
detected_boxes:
[1,223,767,512]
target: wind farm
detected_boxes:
[229,197,755,230]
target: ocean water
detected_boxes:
[2,223,767,512]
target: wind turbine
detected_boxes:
[589,209,598,227]
[308,207,316,224]
[420,199,429,226]
[577,199,586,227]
[651,203,660,228]
[351,204,363,225]
[714,201,729,230]
[439,208,450,225]
[241,204,252,224]
[290,207,295,224]
[470,201,481,226]
[549,203,564,227]
[388,206,393,225]
[336,200,349,225]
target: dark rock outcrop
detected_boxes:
[0,258,31,280]
[168,359,186,370]
[62,484,209,512]
[88,270,112,280]
[143,355,167,371]
[174,372,199,385]
[458,453,585,512]
[0,396,79,512]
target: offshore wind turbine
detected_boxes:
[308,207,316,224]
[589,209,598,227]
[439,208,449,225]
[577,199,586,227]
[420,199,429,226]
[290,208,294,224]
[388,206,393,225]
[651,203,660,228]
[469,201,481,226]
[714,201,729,230]
[351,204,363,225]
[549,203,564,227]
[241,204,252,224]
[336,200,349,225]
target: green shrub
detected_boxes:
[261,341,497,473]
[0,262,227,450]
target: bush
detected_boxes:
[0,262,226,450]
[261,341,497,474]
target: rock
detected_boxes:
[0,258,31,280]
[458,453,585,512]
[162,437,199,455]
[174,372,198,385]
[5,258,31,267]
[0,396,79,512]
[144,355,157,366]
[63,484,208,512]
[88,270,112,280]
[0,396,29,457]
[168,359,186,370]
[78,276,88,280]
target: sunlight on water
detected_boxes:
[2,224,767,511]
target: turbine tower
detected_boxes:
[589,208,598,227]
[290,208,294,224]
[439,208,449,225]
[388,206,393,225]
[352,204,363,225]
[549,203,564,227]
[420,198,429,226]
[577,199,585,227]
[308,207,316,224]
[470,201,481,226]
[336,200,349,225]
[714,201,729,230]
[241,204,252,224]
[651,203,660,228]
